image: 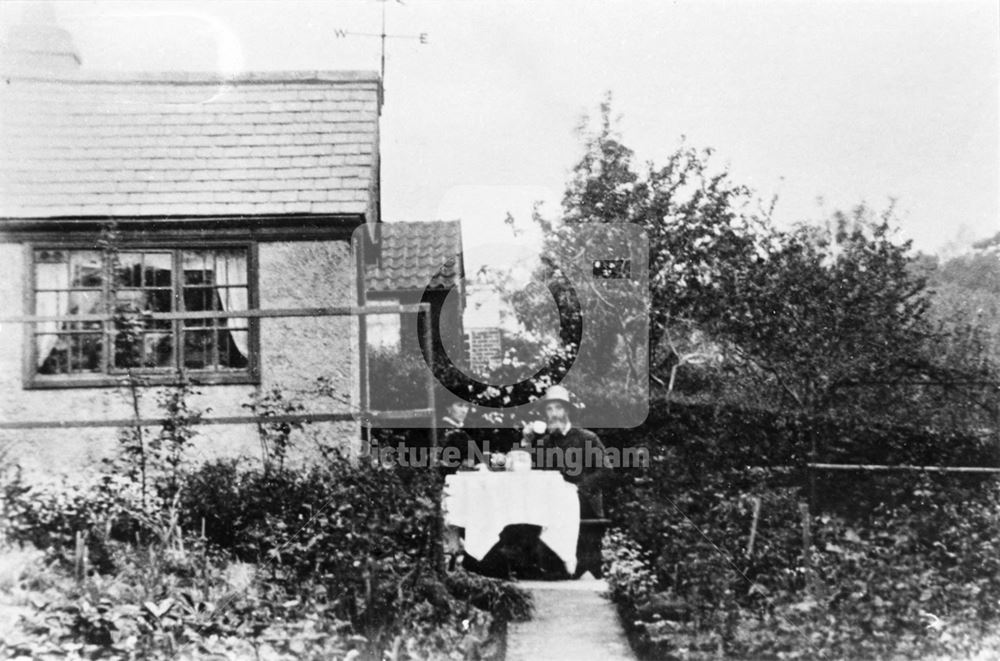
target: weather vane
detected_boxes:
[334,0,428,104]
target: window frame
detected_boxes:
[23,240,260,389]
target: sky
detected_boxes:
[2,0,998,280]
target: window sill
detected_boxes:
[24,371,260,390]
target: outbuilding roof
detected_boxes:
[366,221,464,293]
[0,70,380,220]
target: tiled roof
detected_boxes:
[366,221,464,292]
[0,70,380,219]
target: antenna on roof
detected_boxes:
[333,0,428,109]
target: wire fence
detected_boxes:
[0,303,439,449]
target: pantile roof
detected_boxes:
[0,70,380,219]
[366,221,464,293]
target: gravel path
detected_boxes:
[506,579,637,661]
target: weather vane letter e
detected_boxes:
[333,0,428,96]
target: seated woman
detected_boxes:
[440,400,479,473]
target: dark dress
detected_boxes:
[440,415,473,473]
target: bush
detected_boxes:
[600,399,999,474]
[444,568,533,623]
[1,474,150,573]
[2,407,532,661]
[603,430,1000,660]
[2,453,533,660]
[178,453,532,657]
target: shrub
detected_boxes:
[178,453,531,657]
[1,474,149,573]
[3,375,533,660]
[603,442,1000,660]
[444,568,532,623]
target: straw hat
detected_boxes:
[539,385,575,410]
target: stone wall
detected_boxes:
[0,239,361,480]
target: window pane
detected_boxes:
[144,253,172,288]
[35,249,67,266]
[36,334,62,374]
[182,251,211,285]
[113,289,142,313]
[142,331,173,368]
[68,290,102,316]
[113,330,143,369]
[221,328,249,368]
[36,333,102,374]
[184,287,217,313]
[69,251,102,288]
[220,286,249,313]
[183,249,247,286]
[218,250,247,285]
[35,291,62,318]
[367,300,401,350]
[114,330,170,369]
[183,329,213,369]
[70,333,102,372]
[115,252,143,288]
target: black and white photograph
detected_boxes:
[0,1,998,659]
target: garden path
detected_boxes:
[506,578,636,661]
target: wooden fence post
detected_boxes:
[799,501,812,587]
[745,496,761,558]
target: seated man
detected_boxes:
[521,385,607,519]
[520,385,610,578]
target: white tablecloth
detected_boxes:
[443,469,580,574]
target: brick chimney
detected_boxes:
[1,1,81,72]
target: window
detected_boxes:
[30,246,257,386]
[366,298,401,351]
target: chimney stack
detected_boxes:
[1,1,81,73]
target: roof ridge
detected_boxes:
[0,69,381,85]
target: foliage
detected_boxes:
[101,376,206,523]
[499,98,996,440]
[2,535,359,660]
[501,95,769,401]
[601,407,1000,660]
[179,455,519,657]
[444,568,533,623]
[1,377,532,660]
[921,249,1000,425]
[150,377,204,506]
[717,209,939,415]
[243,386,305,475]
[367,346,434,413]
[1,475,139,574]
[3,454,531,659]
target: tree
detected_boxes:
[500,97,995,433]
[926,249,1000,366]
[919,248,1000,431]
[499,96,770,416]
[716,207,938,418]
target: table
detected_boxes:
[444,469,580,575]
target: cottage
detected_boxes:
[364,220,465,357]
[361,220,466,421]
[0,22,431,476]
